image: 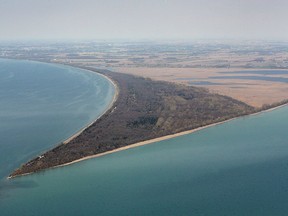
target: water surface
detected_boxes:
[1,106,288,214]
[0,58,115,181]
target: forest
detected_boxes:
[10,68,256,177]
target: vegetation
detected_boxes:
[259,99,288,111]
[10,68,255,178]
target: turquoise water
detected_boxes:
[1,60,288,215]
[0,59,115,183]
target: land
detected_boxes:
[1,40,288,107]
[9,67,255,178]
[2,40,287,177]
[115,67,288,107]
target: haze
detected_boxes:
[1,0,288,40]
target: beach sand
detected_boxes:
[63,72,119,144]
[54,103,288,170]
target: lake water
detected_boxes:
[0,59,115,184]
[1,60,288,215]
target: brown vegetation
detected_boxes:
[115,67,288,108]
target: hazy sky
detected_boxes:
[1,0,288,40]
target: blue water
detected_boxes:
[1,60,288,215]
[0,58,115,181]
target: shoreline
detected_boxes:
[6,66,119,180]
[54,103,288,168]
[9,101,287,179]
[62,71,119,144]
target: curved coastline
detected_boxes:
[36,102,288,172]
[7,63,288,178]
[62,71,119,145]
[4,63,118,179]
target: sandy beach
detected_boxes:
[63,71,119,144]
[53,102,288,171]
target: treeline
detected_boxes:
[258,99,288,111]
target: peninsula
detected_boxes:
[9,67,256,178]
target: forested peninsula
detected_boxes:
[9,67,256,178]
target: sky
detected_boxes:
[0,0,288,41]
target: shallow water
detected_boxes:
[1,60,288,215]
[0,59,115,181]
